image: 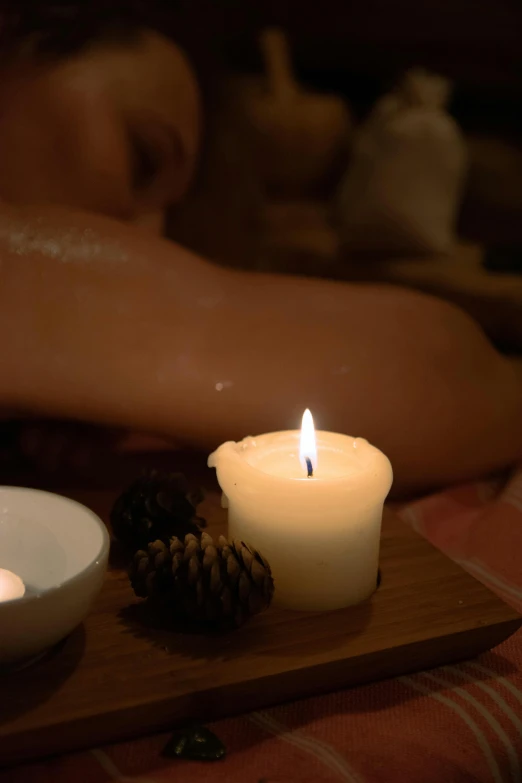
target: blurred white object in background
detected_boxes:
[335,68,467,256]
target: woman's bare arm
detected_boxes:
[1,202,521,495]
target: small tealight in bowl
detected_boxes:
[0,487,109,666]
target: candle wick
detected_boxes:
[305,457,313,478]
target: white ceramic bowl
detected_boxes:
[0,487,109,665]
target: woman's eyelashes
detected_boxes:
[130,133,160,193]
[128,122,190,208]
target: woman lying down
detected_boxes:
[0,4,520,497]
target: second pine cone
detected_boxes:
[130,532,274,629]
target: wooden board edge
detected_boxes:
[2,615,520,768]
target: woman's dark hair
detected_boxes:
[0,1,176,56]
[0,1,226,107]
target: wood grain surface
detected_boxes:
[0,465,520,766]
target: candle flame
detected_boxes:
[299,409,317,475]
[0,568,25,602]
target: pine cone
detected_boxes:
[111,470,205,551]
[129,532,274,629]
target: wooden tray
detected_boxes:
[1,480,520,766]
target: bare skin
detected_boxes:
[0,201,521,495]
[0,31,520,495]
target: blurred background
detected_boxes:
[164,0,522,352]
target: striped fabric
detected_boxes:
[3,466,522,783]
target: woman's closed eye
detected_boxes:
[127,120,189,211]
[130,133,161,193]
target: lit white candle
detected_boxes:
[0,568,25,603]
[208,410,392,611]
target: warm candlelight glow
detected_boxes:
[0,568,25,603]
[208,411,393,610]
[299,409,317,475]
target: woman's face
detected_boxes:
[0,31,201,232]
